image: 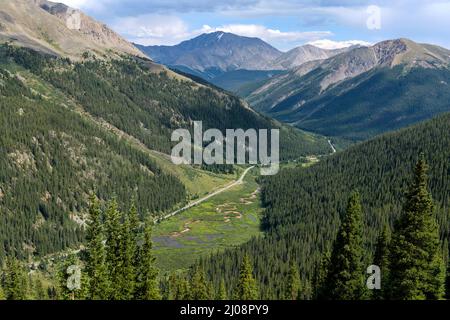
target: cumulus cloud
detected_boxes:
[111,15,192,45]
[111,16,333,47]
[307,39,371,49]
[59,0,260,16]
[57,0,450,49]
[200,24,332,43]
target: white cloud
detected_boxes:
[200,24,332,43]
[58,0,92,9]
[307,39,371,50]
[111,15,192,46]
[112,16,333,48]
[58,0,110,14]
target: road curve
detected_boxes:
[328,139,337,154]
[156,166,255,223]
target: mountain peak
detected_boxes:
[373,38,450,67]
[137,32,282,72]
[0,0,145,59]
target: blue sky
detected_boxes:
[59,0,450,51]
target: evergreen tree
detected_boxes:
[301,279,313,300]
[168,272,189,300]
[190,267,209,300]
[0,285,5,300]
[372,225,391,300]
[85,195,110,300]
[388,158,446,300]
[446,262,450,300]
[285,262,301,300]
[314,250,330,299]
[1,258,28,300]
[217,279,227,300]
[105,199,122,300]
[135,219,161,300]
[116,207,137,300]
[234,255,259,300]
[323,192,365,300]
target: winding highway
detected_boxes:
[156,166,255,223]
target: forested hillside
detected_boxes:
[0,43,330,262]
[199,113,450,299]
[0,49,185,261]
[4,45,330,158]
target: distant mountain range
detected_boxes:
[246,38,450,141]
[137,32,354,91]
[138,32,450,143]
[268,44,351,70]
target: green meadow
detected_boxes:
[153,168,263,271]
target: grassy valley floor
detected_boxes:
[153,168,263,271]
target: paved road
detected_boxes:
[156,166,255,223]
[328,139,337,154]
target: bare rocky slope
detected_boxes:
[0,0,145,59]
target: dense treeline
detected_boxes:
[0,43,329,262]
[199,113,450,299]
[0,51,185,261]
[316,163,446,300]
[0,198,261,301]
[1,162,447,300]
[0,197,160,300]
[1,44,331,160]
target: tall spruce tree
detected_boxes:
[234,255,259,300]
[372,225,391,300]
[85,195,110,300]
[323,191,365,300]
[1,258,28,300]
[301,279,313,300]
[117,207,137,300]
[285,262,301,300]
[168,272,190,300]
[135,219,161,300]
[314,250,330,299]
[0,285,5,300]
[446,262,450,299]
[388,158,446,300]
[105,199,122,300]
[217,279,227,300]
[190,267,209,300]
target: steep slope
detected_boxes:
[201,112,450,299]
[0,0,145,59]
[136,32,282,73]
[0,47,186,260]
[248,39,450,141]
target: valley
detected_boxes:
[153,167,262,271]
[0,0,449,303]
